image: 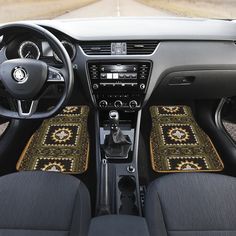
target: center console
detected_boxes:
[88,60,152,110]
[90,60,151,217]
[97,109,143,216]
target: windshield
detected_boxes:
[0,0,234,23]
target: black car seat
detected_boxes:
[145,173,236,236]
[0,171,91,236]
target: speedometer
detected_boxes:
[18,41,40,60]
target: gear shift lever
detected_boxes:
[103,110,132,159]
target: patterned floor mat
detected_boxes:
[17,106,90,174]
[150,106,224,173]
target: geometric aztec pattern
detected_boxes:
[16,106,90,174]
[150,105,224,173]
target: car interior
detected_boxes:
[0,17,236,235]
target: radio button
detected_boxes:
[113,73,119,79]
[93,84,99,90]
[101,73,106,79]
[114,100,123,108]
[90,65,97,70]
[140,83,146,90]
[107,73,112,79]
[99,100,108,108]
[129,100,138,109]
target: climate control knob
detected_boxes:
[114,100,123,108]
[99,100,108,108]
[129,100,138,109]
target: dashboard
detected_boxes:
[1,17,236,110]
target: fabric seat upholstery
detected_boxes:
[0,171,91,236]
[145,173,236,236]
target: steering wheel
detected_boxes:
[0,23,74,119]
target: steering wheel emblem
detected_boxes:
[12,67,28,83]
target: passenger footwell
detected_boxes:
[150,105,224,173]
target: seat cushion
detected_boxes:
[145,173,236,236]
[0,171,91,236]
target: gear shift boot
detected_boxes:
[103,110,132,159]
[104,134,132,159]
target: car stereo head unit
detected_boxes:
[88,61,152,110]
[99,64,138,80]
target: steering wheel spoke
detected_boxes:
[17,100,39,118]
[47,66,65,83]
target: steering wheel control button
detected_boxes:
[99,100,108,108]
[48,67,64,82]
[12,67,28,84]
[114,100,123,108]
[129,100,138,109]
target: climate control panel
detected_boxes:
[87,61,152,110]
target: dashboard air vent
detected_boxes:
[80,41,111,55]
[80,41,159,55]
[126,41,159,55]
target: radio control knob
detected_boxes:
[93,84,99,90]
[129,100,138,109]
[99,100,108,108]
[140,83,145,90]
[114,100,123,108]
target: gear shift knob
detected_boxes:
[109,110,119,131]
[103,110,132,159]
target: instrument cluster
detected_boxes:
[5,35,76,63]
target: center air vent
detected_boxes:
[80,40,158,55]
[80,41,111,55]
[126,41,159,55]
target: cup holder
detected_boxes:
[118,176,138,215]
[118,176,136,193]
